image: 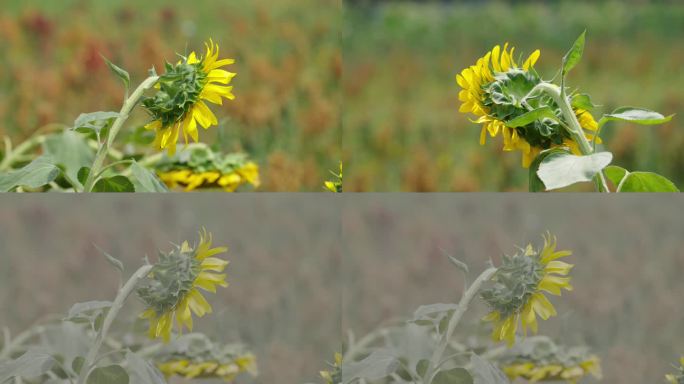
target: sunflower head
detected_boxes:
[481,233,573,346]
[500,336,602,383]
[143,39,236,155]
[137,228,229,342]
[666,357,684,384]
[154,333,257,381]
[155,146,260,192]
[457,44,599,167]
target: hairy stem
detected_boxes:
[426,267,497,383]
[83,76,158,192]
[76,265,152,384]
[533,82,610,192]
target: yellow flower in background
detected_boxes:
[320,353,342,384]
[143,39,236,155]
[158,162,260,192]
[503,355,601,383]
[482,233,573,347]
[157,353,257,381]
[138,229,229,342]
[666,357,684,384]
[457,44,599,167]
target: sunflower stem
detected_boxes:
[83,76,159,192]
[0,135,47,171]
[76,265,152,384]
[532,82,610,192]
[426,267,497,383]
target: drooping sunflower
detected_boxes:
[456,44,600,167]
[143,39,236,155]
[137,229,229,342]
[481,233,573,346]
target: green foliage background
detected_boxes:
[344,1,684,191]
[0,0,341,191]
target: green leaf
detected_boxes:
[101,56,130,92]
[617,172,679,192]
[93,244,125,274]
[125,352,166,384]
[570,93,596,111]
[342,349,398,384]
[599,107,674,127]
[528,148,567,192]
[92,176,135,192]
[469,354,509,384]
[432,368,473,384]
[72,357,85,375]
[67,301,112,319]
[537,151,613,191]
[86,365,129,384]
[416,360,429,378]
[504,107,558,128]
[0,350,57,382]
[78,167,91,185]
[130,162,169,192]
[43,131,95,190]
[0,155,61,192]
[604,165,628,187]
[73,111,120,138]
[562,30,586,76]
[411,303,459,323]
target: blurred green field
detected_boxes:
[342,195,684,383]
[344,1,684,191]
[0,196,341,383]
[0,0,341,191]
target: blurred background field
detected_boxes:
[0,196,341,383]
[342,195,684,383]
[343,0,684,191]
[0,0,341,191]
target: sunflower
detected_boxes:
[481,233,573,346]
[143,39,236,155]
[666,357,684,384]
[158,162,260,192]
[157,353,257,382]
[456,44,599,167]
[503,357,601,383]
[320,353,342,384]
[137,229,229,342]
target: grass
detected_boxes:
[343,1,684,191]
[0,0,341,191]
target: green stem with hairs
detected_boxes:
[83,76,159,192]
[76,265,152,384]
[426,267,497,383]
[532,82,610,192]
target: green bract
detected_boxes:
[142,60,208,128]
[136,244,201,315]
[480,248,544,318]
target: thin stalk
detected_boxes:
[83,76,158,192]
[426,267,497,383]
[533,82,610,192]
[76,265,152,384]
